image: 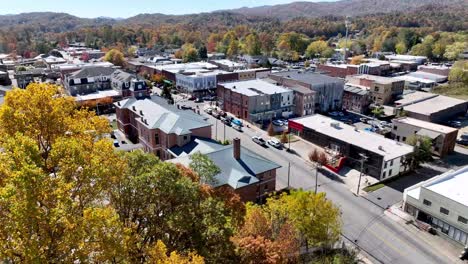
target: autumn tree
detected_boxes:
[111,150,238,263]
[350,55,364,65]
[306,40,329,58]
[232,204,300,264]
[280,131,288,144]
[104,48,126,66]
[0,83,127,262]
[267,190,342,250]
[181,43,199,63]
[148,240,205,264]
[267,122,275,136]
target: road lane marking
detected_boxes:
[367,224,408,258]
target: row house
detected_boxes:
[346,74,404,106]
[342,84,371,114]
[217,79,294,123]
[114,96,212,160]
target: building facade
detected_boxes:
[391,117,458,157]
[289,115,414,180]
[342,84,371,114]
[115,97,212,160]
[269,71,344,113]
[217,79,294,123]
[346,74,404,106]
[404,166,468,246]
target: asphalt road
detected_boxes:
[182,99,458,264]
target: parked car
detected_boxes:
[267,138,282,148]
[203,95,216,101]
[212,110,220,118]
[448,120,463,128]
[113,140,120,147]
[380,121,390,127]
[329,111,340,117]
[252,136,266,146]
[457,138,468,146]
[204,107,213,114]
[181,105,192,110]
[188,95,196,101]
[360,117,369,124]
[272,120,284,126]
[233,124,242,132]
[194,98,203,103]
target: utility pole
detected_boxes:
[223,121,226,142]
[314,163,319,194]
[288,131,291,151]
[287,162,291,188]
[344,16,350,62]
[356,153,368,195]
[215,119,218,141]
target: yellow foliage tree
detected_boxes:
[0,83,127,262]
[148,240,205,264]
[104,48,126,67]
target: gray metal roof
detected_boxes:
[68,66,116,78]
[169,144,281,189]
[115,96,211,135]
[344,85,368,96]
[270,70,343,86]
[168,137,225,158]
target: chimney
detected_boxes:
[233,138,241,160]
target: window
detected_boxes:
[155,134,160,145]
[396,136,400,141]
[390,160,394,166]
[394,126,398,130]
[382,171,386,178]
[183,136,188,140]
[384,162,387,169]
[458,216,468,224]
[402,137,406,142]
[440,207,449,215]
[389,169,392,176]
[423,199,432,206]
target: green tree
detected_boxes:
[305,40,328,58]
[444,42,467,61]
[189,152,221,185]
[182,43,199,63]
[198,45,208,60]
[395,42,407,54]
[104,48,126,67]
[227,39,239,58]
[448,61,468,84]
[244,32,262,56]
[406,135,433,168]
[372,106,384,118]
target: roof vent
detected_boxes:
[330,122,340,128]
[140,110,144,116]
[117,102,121,106]
[378,146,384,151]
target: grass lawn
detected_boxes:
[432,83,468,100]
[363,183,385,193]
[111,120,118,130]
[274,134,300,143]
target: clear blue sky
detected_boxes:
[0,0,335,18]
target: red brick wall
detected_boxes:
[191,126,212,139]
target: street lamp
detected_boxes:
[356,153,368,195]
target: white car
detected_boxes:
[267,138,282,148]
[252,136,266,146]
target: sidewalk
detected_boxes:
[385,203,465,264]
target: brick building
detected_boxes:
[392,117,458,158]
[217,79,294,123]
[342,84,371,114]
[169,138,281,202]
[346,74,404,106]
[115,96,212,160]
[269,70,344,113]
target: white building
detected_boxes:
[404,166,468,246]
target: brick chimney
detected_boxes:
[233,138,241,160]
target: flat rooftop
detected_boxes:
[220,79,292,96]
[291,114,414,161]
[270,70,343,85]
[211,59,244,67]
[403,94,467,116]
[344,84,368,95]
[407,166,468,206]
[395,91,439,106]
[151,62,218,73]
[75,89,120,101]
[393,117,458,134]
[394,75,436,84]
[350,74,397,84]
